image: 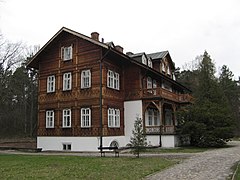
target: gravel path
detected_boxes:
[1,141,240,179]
[145,141,240,180]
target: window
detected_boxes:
[81,70,91,89]
[162,63,166,72]
[145,108,160,126]
[147,77,152,93]
[47,75,55,93]
[148,58,153,68]
[63,143,71,151]
[108,108,120,128]
[110,141,119,148]
[153,80,157,95]
[61,46,72,61]
[165,109,173,125]
[167,66,171,75]
[81,108,91,127]
[172,73,176,81]
[147,77,152,89]
[46,110,54,128]
[142,55,147,65]
[63,72,72,91]
[63,109,71,128]
[147,77,157,94]
[107,70,120,90]
[162,81,172,92]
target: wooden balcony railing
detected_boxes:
[142,88,192,103]
[145,125,176,135]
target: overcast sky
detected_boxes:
[1,0,240,78]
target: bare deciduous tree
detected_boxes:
[0,34,24,72]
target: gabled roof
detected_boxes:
[148,51,175,69]
[26,27,190,92]
[147,51,169,60]
[27,27,109,69]
[128,52,145,58]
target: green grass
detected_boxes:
[145,146,214,153]
[233,162,240,180]
[232,137,240,141]
[0,154,179,180]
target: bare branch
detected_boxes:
[0,34,24,71]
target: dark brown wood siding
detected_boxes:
[38,33,126,137]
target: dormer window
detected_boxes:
[61,45,73,61]
[142,55,147,65]
[167,66,171,75]
[162,63,166,72]
[148,58,152,68]
[173,73,176,81]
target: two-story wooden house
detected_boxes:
[27,27,192,151]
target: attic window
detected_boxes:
[148,58,152,68]
[142,55,147,65]
[167,66,171,75]
[61,46,72,61]
[173,73,176,81]
[162,63,166,72]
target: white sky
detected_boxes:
[1,0,240,78]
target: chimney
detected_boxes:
[126,52,134,56]
[91,32,99,41]
[115,45,123,53]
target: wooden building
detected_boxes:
[27,27,192,151]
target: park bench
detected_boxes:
[98,146,120,157]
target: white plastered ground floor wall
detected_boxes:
[37,100,179,151]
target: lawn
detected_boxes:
[144,146,214,153]
[233,162,240,180]
[0,154,179,180]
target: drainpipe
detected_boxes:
[99,47,111,150]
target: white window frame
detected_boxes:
[107,70,120,90]
[81,70,91,89]
[167,66,171,75]
[147,77,152,89]
[63,72,72,91]
[148,58,153,68]
[147,77,153,94]
[63,109,71,128]
[153,80,157,95]
[173,73,176,81]
[46,110,54,128]
[61,46,73,61]
[81,108,91,128]
[47,75,55,93]
[145,108,160,126]
[108,108,120,128]
[162,63,166,72]
[142,55,147,65]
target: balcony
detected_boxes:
[142,88,192,103]
[145,125,175,135]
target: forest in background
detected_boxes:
[0,34,239,139]
[0,34,38,137]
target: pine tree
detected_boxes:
[130,117,147,158]
[219,65,240,136]
[177,51,234,147]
